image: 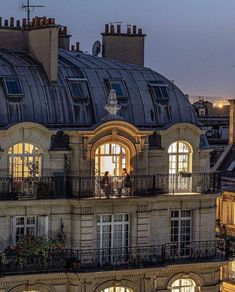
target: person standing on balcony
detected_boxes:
[121,168,131,196]
[100,171,112,199]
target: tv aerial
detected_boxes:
[20,0,45,25]
[92,40,101,57]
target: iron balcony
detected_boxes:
[0,240,228,276]
[0,173,221,200]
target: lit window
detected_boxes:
[171,278,196,292]
[68,78,90,103]
[12,215,48,245]
[168,142,190,174]
[3,76,23,97]
[149,81,169,101]
[101,288,132,292]
[198,108,206,117]
[8,143,41,177]
[107,79,128,98]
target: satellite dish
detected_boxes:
[92,40,101,57]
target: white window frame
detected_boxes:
[12,215,48,245]
[97,214,129,249]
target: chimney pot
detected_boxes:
[117,24,121,34]
[127,25,131,34]
[76,42,80,51]
[35,16,40,26]
[16,20,21,28]
[0,17,2,28]
[71,45,75,51]
[22,18,27,27]
[138,28,143,35]
[133,25,137,34]
[105,24,109,34]
[10,17,14,27]
[110,24,115,34]
[4,19,9,27]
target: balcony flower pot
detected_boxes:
[179,171,192,178]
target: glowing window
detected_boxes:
[168,142,191,174]
[8,143,41,177]
[101,287,132,292]
[171,278,196,292]
[95,143,127,176]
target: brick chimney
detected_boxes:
[229,99,235,145]
[101,24,146,66]
[0,17,58,82]
[58,26,71,50]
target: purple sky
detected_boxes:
[2,0,235,97]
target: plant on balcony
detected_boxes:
[179,170,192,177]
[2,234,65,268]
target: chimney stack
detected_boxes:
[101,23,146,66]
[229,99,235,145]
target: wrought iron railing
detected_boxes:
[0,240,227,275]
[0,173,221,200]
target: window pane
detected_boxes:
[4,77,23,96]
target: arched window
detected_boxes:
[171,278,196,292]
[168,141,192,174]
[95,142,129,176]
[8,143,41,177]
[101,288,132,292]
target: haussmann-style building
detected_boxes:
[0,16,228,292]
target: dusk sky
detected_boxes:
[2,0,235,97]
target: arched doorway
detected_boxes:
[95,142,129,176]
[101,288,133,292]
[168,141,192,192]
[94,142,131,198]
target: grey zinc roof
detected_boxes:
[0,48,199,129]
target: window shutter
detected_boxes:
[12,217,16,245]
[37,216,48,238]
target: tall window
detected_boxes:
[97,214,129,263]
[95,143,127,176]
[171,210,191,256]
[12,215,48,245]
[171,278,196,292]
[8,143,41,177]
[168,142,191,174]
[101,288,132,292]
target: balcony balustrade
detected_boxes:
[0,173,221,200]
[0,240,227,275]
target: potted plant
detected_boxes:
[179,170,192,177]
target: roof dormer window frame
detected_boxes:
[149,80,169,101]
[2,76,24,98]
[106,79,128,99]
[67,78,90,103]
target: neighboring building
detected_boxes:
[191,97,230,167]
[214,99,235,292]
[0,18,227,292]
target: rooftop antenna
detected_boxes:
[21,0,45,25]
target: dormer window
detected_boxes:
[3,76,23,97]
[149,81,169,101]
[106,79,128,99]
[67,78,90,103]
